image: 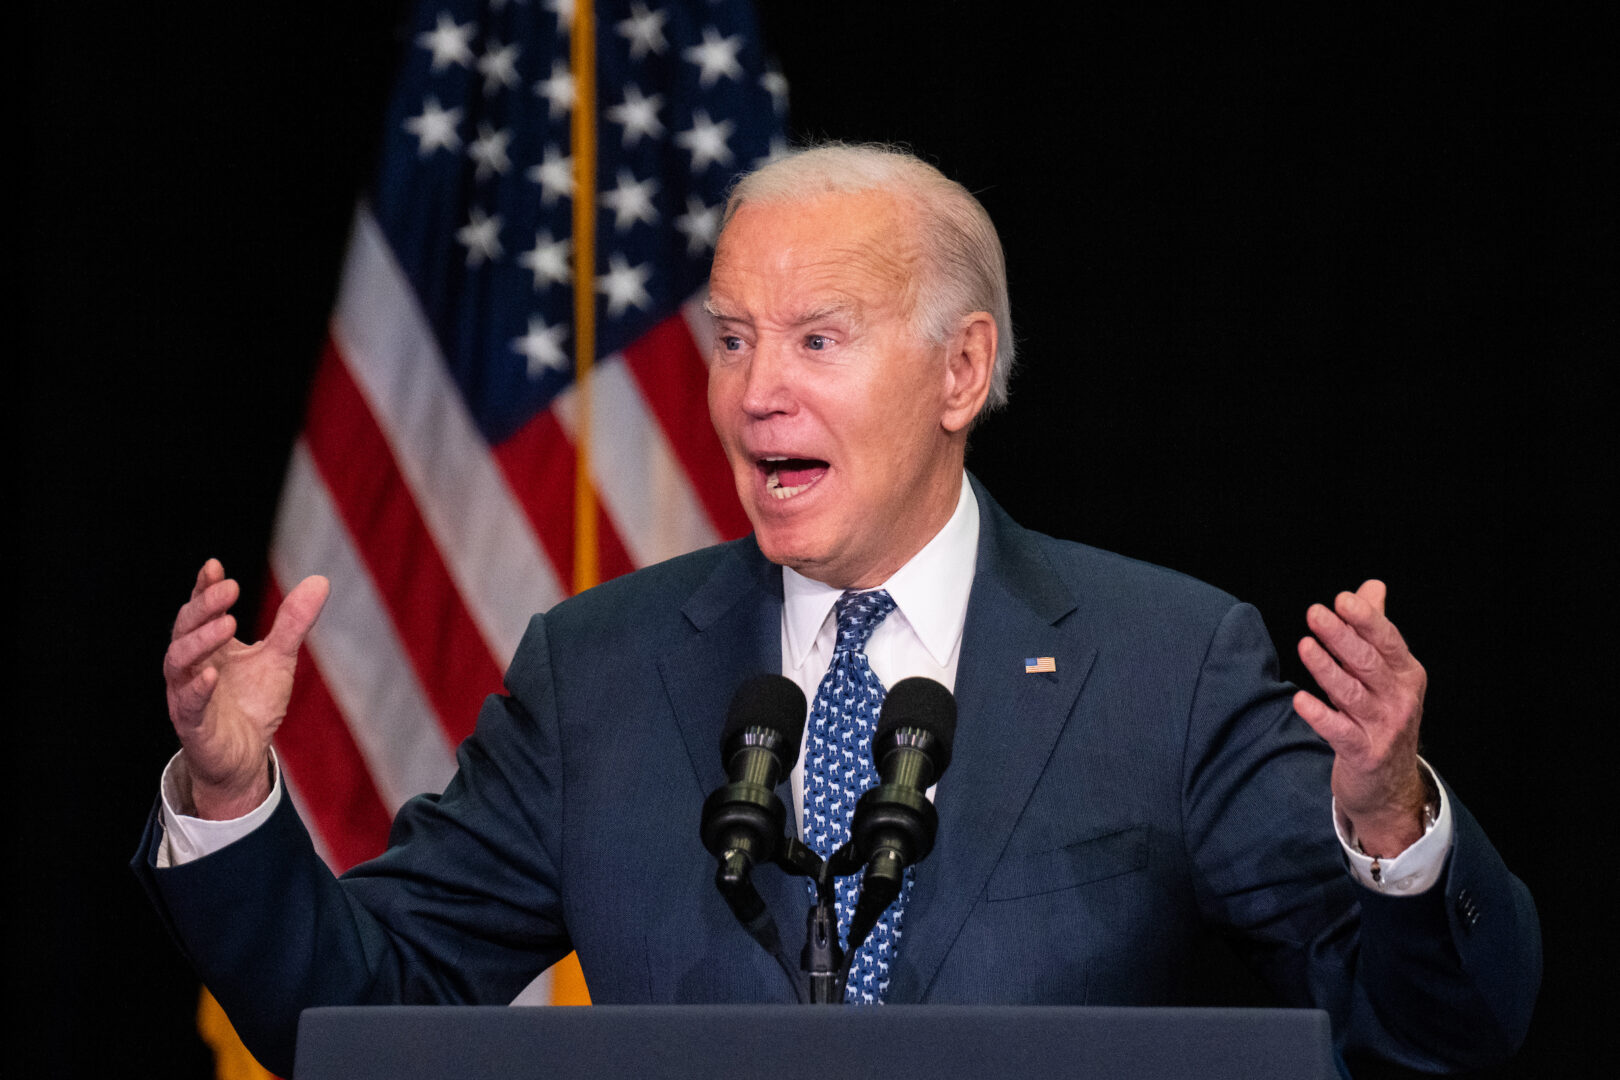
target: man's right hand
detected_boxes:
[163,559,329,820]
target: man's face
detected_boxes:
[706,189,981,589]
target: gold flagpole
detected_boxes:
[552,0,597,1009]
[569,0,599,598]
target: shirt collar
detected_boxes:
[781,474,979,669]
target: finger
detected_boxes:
[1333,586,1415,670]
[168,666,220,730]
[1306,601,1390,688]
[173,576,241,640]
[1297,633,1373,719]
[1292,687,1361,750]
[190,558,226,601]
[262,575,330,658]
[163,612,238,686]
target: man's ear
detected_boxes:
[941,312,996,433]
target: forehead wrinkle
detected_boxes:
[817,212,924,320]
[711,190,927,329]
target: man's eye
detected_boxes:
[719,335,744,351]
[805,334,830,351]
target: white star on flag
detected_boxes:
[527,146,573,206]
[761,68,789,115]
[617,2,669,60]
[416,13,475,72]
[478,40,522,96]
[683,26,744,88]
[456,208,503,266]
[600,169,660,233]
[546,0,575,36]
[606,85,665,147]
[469,123,512,180]
[534,59,574,119]
[674,196,721,254]
[512,315,571,377]
[517,231,572,291]
[596,253,654,316]
[675,109,736,172]
[404,97,462,156]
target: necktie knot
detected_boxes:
[833,589,896,654]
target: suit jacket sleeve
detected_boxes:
[1180,601,1540,1071]
[131,611,576,1077]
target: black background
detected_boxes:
[21,3,1612,1076]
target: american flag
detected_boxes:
[253,0,783,1003]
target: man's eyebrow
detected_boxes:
[793,303,857,326]
[703,299,745,322]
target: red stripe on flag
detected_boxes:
[304,339,505,744]
[257,579,393,873]
[622,314,751,542]
[492,408,637,589]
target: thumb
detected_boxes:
[264,575,330,657]
[1357,579,1388,615]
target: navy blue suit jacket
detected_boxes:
[134,480,1539,1076]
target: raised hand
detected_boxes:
[1294,580,1430,857]
[163,559,329,819]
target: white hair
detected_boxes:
[722,143,1015,412]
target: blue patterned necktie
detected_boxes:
[804,588,910,1004]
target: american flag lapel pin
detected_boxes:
[1024,656,1057,674]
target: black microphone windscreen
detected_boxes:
[721,674,808,769]
[874,676,957,751]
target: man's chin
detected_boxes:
[753,533,814,572]
[752,529,835,580]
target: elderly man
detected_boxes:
[138,145,1539,1076]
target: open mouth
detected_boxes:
[760,456,829,499]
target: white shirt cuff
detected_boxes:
[1333,757,1452,895]
[155,749,283,868]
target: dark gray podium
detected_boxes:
[294,1004,1339,1079]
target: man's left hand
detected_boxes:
[1294,580,1430,857]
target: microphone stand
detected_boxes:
[775,838,844,1004]
[774,837,888,1004]
[710,828,873,1004]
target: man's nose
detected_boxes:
[739,339,795,418]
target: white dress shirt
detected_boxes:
[779,475,978,836]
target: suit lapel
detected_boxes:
[892,479,1097,1001]
[660,540,783,798]
[657,541,808,994]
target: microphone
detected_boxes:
[700,675,807,924]
[842,677,957,952]
[871,676,956,794]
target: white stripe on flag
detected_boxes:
[331,207,565,663]
[554,355,720,567]
[272,441,459,812]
